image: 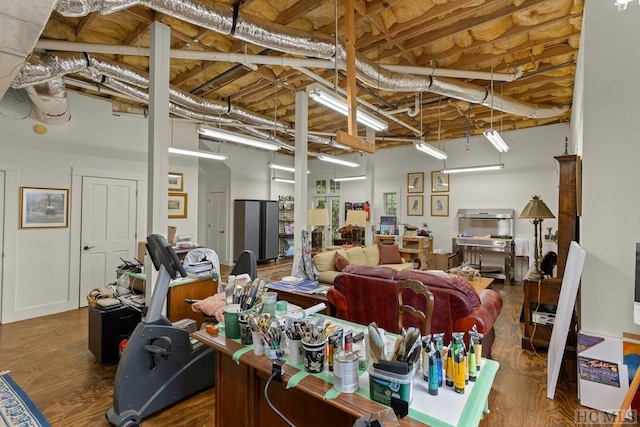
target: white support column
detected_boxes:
[365,127,375,245]
[292,90,309,275]
[146,21,171,302]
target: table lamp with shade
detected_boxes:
[346,209,367,245]
[519,195,555,280]
[307,208,329,251]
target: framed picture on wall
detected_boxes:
[168,192,188,218]
[407,195,424,216]
[20,187,69,228]
[168,172,184,192]
[407,172,424,193]
[431,171,449,192]
[431,194,449,217]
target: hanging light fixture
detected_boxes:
[307,84,388,132]
[415,94,448,160]
[416,142,448,159]
[198,125,280,151]
[316,154,360,168]
[272,177,295,184]
[441,164,504,174]
[331,175,366,182]
[168,147,228,161]
[484,66,509,153]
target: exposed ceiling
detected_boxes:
[19,0,582,155]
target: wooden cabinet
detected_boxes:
[522,278,561,349]
[554,154,580,278]
[374,235,432,270]
[522,277,577,355]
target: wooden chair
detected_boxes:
[397,279,434,336]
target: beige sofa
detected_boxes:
[313,244,413,285]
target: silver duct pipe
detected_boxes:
[53,0,567,118]
[15,50,289,131]
[25,78,71,124]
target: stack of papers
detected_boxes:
[268,277,323,294]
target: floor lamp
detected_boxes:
[307,208,329,251]
[519,195,555,280]
[346,210,367,245]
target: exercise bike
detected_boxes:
[106,234,215,427]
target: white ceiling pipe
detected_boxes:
[382,64,523,82]
[35,40,519,82]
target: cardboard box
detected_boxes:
[428,252,452,270]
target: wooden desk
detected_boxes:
[193,319,499,427]
[118,271,217,327]
[468,277,493,293]
[271,287,333,315]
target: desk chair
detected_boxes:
[397,279,434,336]
[231,250,257,280]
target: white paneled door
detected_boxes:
[207,191,227,265]
[80,176,138,304]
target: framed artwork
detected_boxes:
[168,172,184,192]
[431,171,449,192]
[407,195,424,216]
[20,187,69,228]
[407,172,424,193]
[168,192,188,218]
[431,194,449,216]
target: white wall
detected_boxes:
[308,124,567,251]
[580,1,640,336]
[0,91,201,322]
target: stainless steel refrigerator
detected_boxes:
[233,199,279,262]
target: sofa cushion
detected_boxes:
[378,243,402,264]
[314,248,347,272]
[345,246,369,265]
[362,244,380,265]
[319,270,341,285]
[334,252,350,271]
[313,250,337,272]
[342,264,397,280]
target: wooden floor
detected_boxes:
[0,260,604,426]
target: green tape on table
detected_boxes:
[323,387,340,400]
[287,369,334,389]
[232,345,254,363]
[217,328,250,364]
[287,371,309,389]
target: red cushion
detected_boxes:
[341,264,397,280]
[377,243,402,264]
[334,252,350,271]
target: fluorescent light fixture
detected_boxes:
[267,163,310,174]
[416,142,448,160]
[332,175,366,182]
[316,154,360,168]
[272,177,295,184]
[483,129,509,152]
[307,85,388,132]
[268,163,295,172]
[168,147,228,160]
[442,164,504,174]
[198,125,280,151]
[616,0,636,10]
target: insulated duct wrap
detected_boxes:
[25,78,71,124]
[50,0,567,120]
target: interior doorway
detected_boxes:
[80,176,138,305]
[313,196,339,247]
[207,191,228,264]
